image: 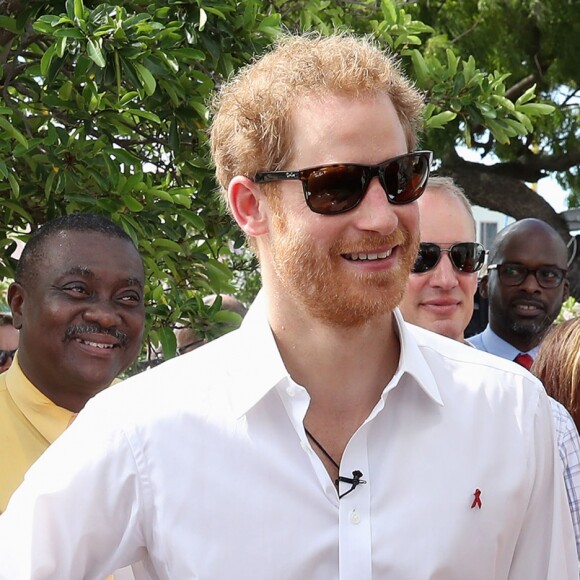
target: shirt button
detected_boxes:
[286,385,297,397]
[350,510,361,525]
[301,441,310,452]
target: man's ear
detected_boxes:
[7,282,24,330]
[563,278,571,302]
[228,176,271,237]
[479,275,489,299]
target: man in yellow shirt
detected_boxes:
[0,213,145,513]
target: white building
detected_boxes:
[472,206,515,249]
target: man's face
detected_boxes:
[0,322,19,373]
[260,92,420,327]
[10,231,145,409]
[482,225,569,349]
[399,190,479,341]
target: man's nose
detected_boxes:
[82,298,123,328]
[429,253,460,289]
[350,177,401,235]
[518,270,543,292]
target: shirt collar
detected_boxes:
[480,325,539,359]
[229,290,290,419]
[5,354,76,444]
[229,295,444,418]
[392,310,444,406]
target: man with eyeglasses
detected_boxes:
[0,313,19,374]
[0,34,576,579]
[468,218,570,365]
[399,177,485,342]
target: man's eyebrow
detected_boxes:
[63,266,94,277]
[125,277,144,289]
[61,267,144,288]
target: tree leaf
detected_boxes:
[199,8,208,31]
[0,116,28,149]
[126,108,161,123]
[40,44,56,77]
[134,63,156,95]
[158,326,177,358]
[425,110,457,129]
[87,38,106,68]
[153,238,183,252]
[121,194,145,212]
[74,0,86,20]
[0,16,19,33]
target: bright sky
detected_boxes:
[538,177,568,213]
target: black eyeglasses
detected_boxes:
[0,349,16,366]
[254,151,433,215]
[412,242,486,274]
[487,263,567,289]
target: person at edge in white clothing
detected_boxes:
[0,33,576,580]
[399,177,580,569]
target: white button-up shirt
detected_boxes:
[470,324,580,566]
[0,294,576,579]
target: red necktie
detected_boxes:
[514,353,533,370]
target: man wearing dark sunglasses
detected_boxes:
[400,177,484,342]
[0,313,19,374]
[469,218,570,361]
[1,34,576,579]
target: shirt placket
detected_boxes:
[338,425,372,580]
[279,379,340,503]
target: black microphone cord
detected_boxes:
[304,428,367,498]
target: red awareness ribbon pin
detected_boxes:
[471,488,482,509]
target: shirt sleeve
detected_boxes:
[508,388,578,579]
[0,403,149,579]
[553,401,580,569]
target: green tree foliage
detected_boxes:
[0,0,280,360]
[413,0,580,293]
[0,0,574,366]
[412,0,579,210]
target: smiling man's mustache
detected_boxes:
[64,325,129,348]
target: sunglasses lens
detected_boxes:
[412,243,440,273]
[383,152,430,205]
[305,165,366,214]
[412,242,485,274]
[450,243,485,273]
[304,152,431,214]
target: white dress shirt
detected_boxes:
[0,294,576,579]
[469,324,580,565]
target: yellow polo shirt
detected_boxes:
[0,354,76,513]
[0,357,128,579]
